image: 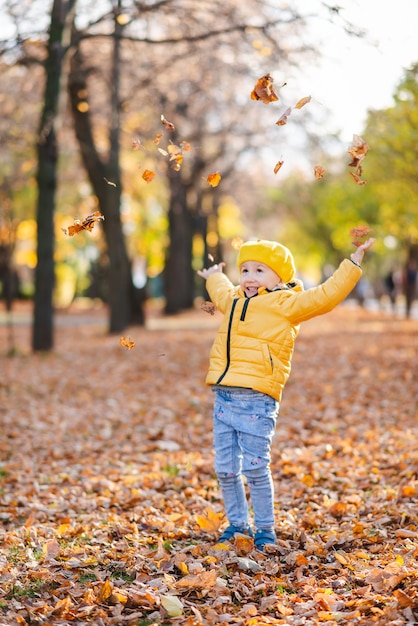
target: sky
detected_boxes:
[298,0,418,141]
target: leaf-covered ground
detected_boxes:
[0,303,417,625]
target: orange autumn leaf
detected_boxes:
[207,171,222,187]
[167,143,184,170]
[195,507,224,533]
[120,336,135,350]
[161,114,175,130]
[175,569,217,589]
[234,533,254,556]
[274,160,284,174]
[294,95,311,109]
[180,140,191,152]
[153,132,163,144]
[314,165,325,180]
[348,134,369,184]
[142,169,156,183]
[350,171,367,186]
[350,225,372,247]
[348,134,369,166]
[250,73,279,104]
[328,501,348,519]
[275,106,292,126]
[63,211,104,237]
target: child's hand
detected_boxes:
[197,262,225,280]
[351,237,375,265]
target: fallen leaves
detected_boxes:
[0,306,417,625]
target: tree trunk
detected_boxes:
[32,0,77,351]
[164,172,195,314]
[68,11,144,332]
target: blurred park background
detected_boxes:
[0,0,417,353]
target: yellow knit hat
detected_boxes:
[237,239,296,283]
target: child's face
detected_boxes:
[239,261,283,297]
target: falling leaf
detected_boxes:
[274,160,284,174]
[64,211,104,237]
[350,225,372,247]
[314,165,325,180]
[180,140,191,151]
[153,133,163,144]
[201,301,216,315]
[120,336,135,350]
[167,143,184,169]
[132,136,143,151]
[142,169,156,183]
[350,171,367,185]
[348,134,369,166]
[207,171,222,187]
[158,148,168,156]
[348,134,369,184]
[104,177,117,187]
[161,114,175,130]
[294,95,311,109]
[250,73,280,104]
[231,237,244,250]
[276,106,292,126]
[208,253,214,262]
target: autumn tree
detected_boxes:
[32,0,77,350]
[0,0,365,343]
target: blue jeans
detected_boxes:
[212,387,279,530]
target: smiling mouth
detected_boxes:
[245,286,258,296]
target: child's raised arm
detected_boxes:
[197,262,225,280]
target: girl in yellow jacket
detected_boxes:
[197,237,374,551]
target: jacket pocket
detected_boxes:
[262,343,274,375]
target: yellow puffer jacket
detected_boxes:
[205,258,362,401]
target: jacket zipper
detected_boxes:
[216,298,239,384]
[240,298,250,321]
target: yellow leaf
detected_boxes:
[195,507,224,533]
[335,551,349,565]
[176,561,189,575]
[207,172,222,187]
[355,550,370,560]
[294,95,311,109]
[97,580,113,602]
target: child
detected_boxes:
[197,236,375,551]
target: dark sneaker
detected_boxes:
[219,525,254,542]
[254,528,276,551]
